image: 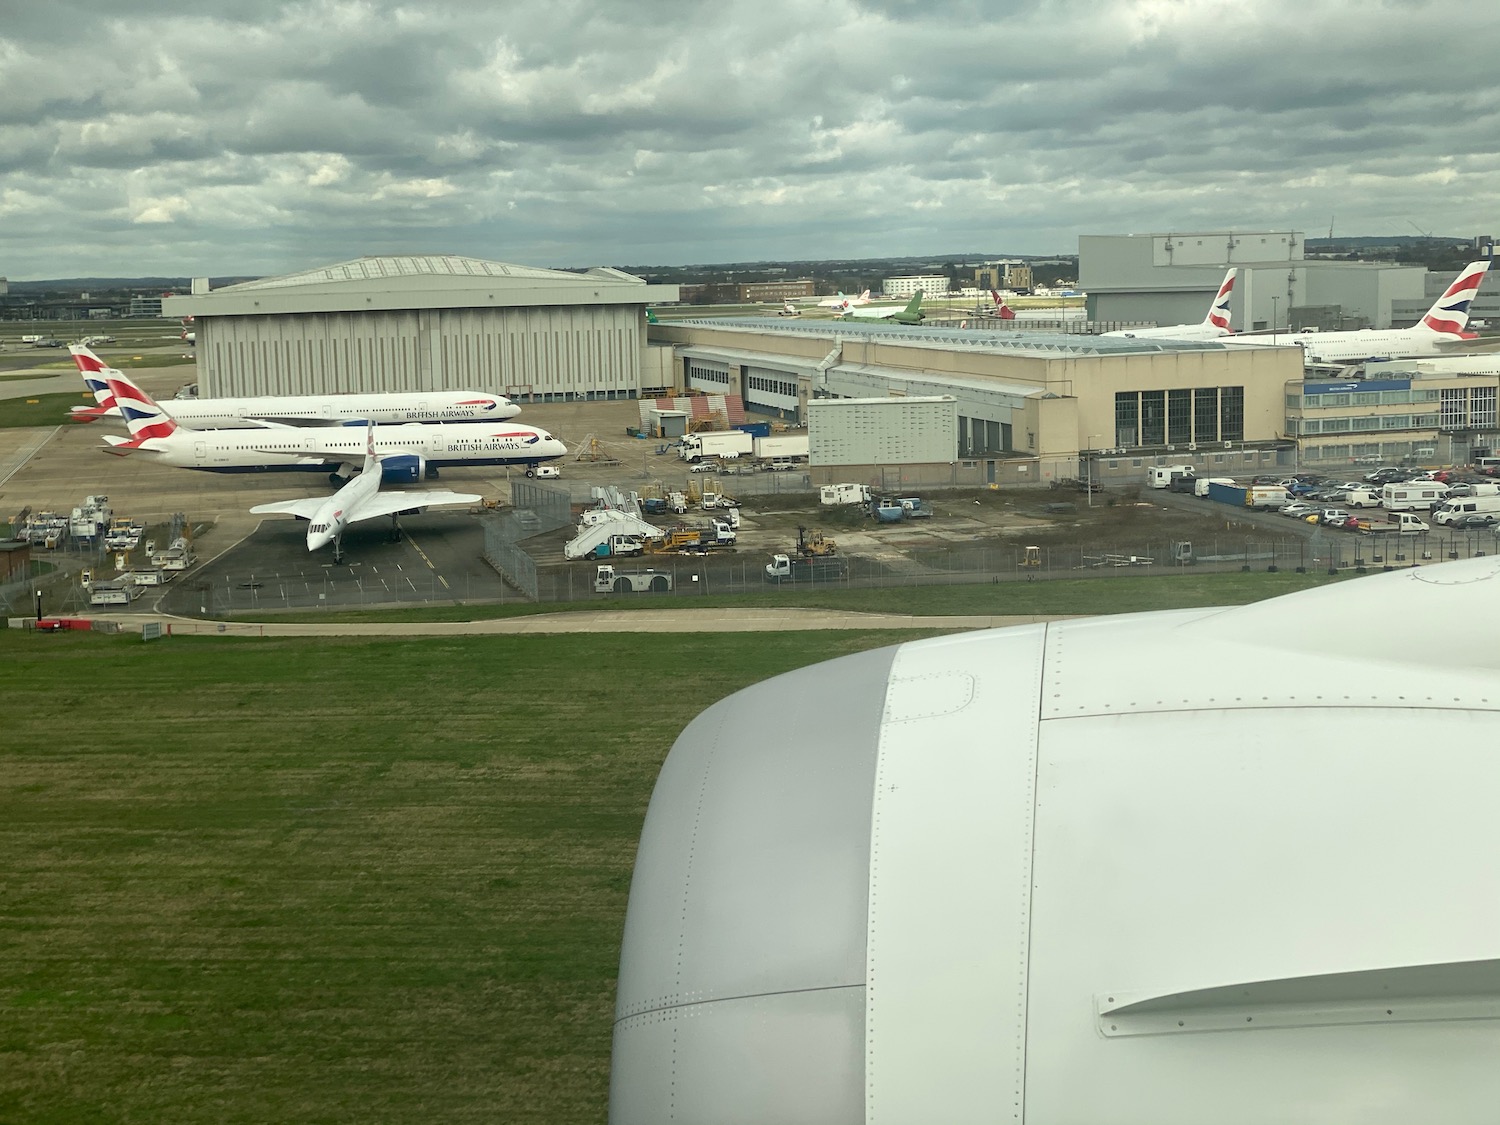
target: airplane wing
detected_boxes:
[249,498,329,520]
[350,490,483,520]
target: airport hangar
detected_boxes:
[1081,230,1429,333]
[647,317,1303,485]
[161,255,680,404]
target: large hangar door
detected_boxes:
[417,309,438,391]
[744,366,801,421]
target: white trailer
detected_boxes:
[820,483,871,506]
[752,434,809,461]
[595,565,672,593]
[1380,482,1450,511]
[1146,464,1195,489]
[678,431,754,463]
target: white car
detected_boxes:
[688,461,720,474]
[1279,501,1316,519]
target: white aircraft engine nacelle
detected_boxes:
[611,557,1500,1124]
[379,454,426,484]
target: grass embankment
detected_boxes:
[0,628,916,1125]
[228,568,1357,624]
[0,392,94,428]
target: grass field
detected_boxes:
[0,628,924,1124]
[227,568,1357,624]
[0,392,94,428]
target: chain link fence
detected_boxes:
[480,480,573,600]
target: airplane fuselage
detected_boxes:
[122,421,567,473]
[82,389,520,426]
[1226,328,1462,364]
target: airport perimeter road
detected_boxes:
[83,608,1078,638]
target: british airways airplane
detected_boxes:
[1222,260,1491,363]
[1103,268,1237,340]
[68,346,520,426]
[99,375,565,482]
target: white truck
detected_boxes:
[1360,511,1430,534]
[1380,482,1450,512]
[1146,464,1196,489]
[678,430,753,463]
[595,565,672,593]
[752,434,809,462]
[1433,494,1500,525]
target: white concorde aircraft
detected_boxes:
[68,345,520,426]
[1221,260,1491,363]
[612,555,1500,1124]
[100,374,565,481]
[250,424,480,562]
[1102,268,1237,340]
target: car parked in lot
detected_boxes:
[1279,501,1316,519]
[1452,513,1499,530]
[688,460,720,473]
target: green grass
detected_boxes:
[229,568,1359,624]
[0,628,923,1124]
[0,391,94,428]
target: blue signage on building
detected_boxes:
[1303,379,1411,394]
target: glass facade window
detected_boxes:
[1140,390,1166,445]
[1441,387,1468,429]
[1474,386,1497,428]
[1196,388,1220,442]
[1168,389,1192,444]
[1221,386,1244,442]
[1114,392,1139,448]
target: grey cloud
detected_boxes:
[0,0,1497,276]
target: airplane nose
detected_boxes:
[307,527,330,551]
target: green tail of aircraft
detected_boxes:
[842,289,925,325]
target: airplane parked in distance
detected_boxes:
[1102,269,1237,341]
[1222,260,1490,363]
[778,302,801,317]
[989,290,1017,320]
[842,291,925,325]
[818,289,872,311]
[69,346,520,426]
[250,423,480,563]
[99,374,566,481]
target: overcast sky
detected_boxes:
[2,0,1496,280]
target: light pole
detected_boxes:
[1085,435,1098,508]
[1271,295,1280,341]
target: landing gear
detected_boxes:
[425,465,440,480]
[388,514,404,542]
[331,533,345,565]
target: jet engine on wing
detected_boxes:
[379,454,426,483]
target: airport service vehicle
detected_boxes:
[1193,476,1236,498]
[764,553,850,583]
[1380,481,1450,511]
[678,431,753,463]
[752,434,809,461]
[526,464,560,479]
[1343,487,1381,508]
[1220,260,1491,363]
[1102,269,1236,340]
[1146,465,1196,489]
[584,534,647,560]
[1433,494,1500,525]
[820,482,871,506]
[647,519,738,553]
[88,580,140,607]
[1167,474,1199,494]
[1205,482,1289,511]
[1359,511,1430,534]
[69,346,519,427]
[595,565,671,593]
[99,375,566,480]
[896,497,932,519]
[250,425,481,562]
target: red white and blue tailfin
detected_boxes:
[1418,261,1490,337]
[68,345,119,421]
[1202,269,1237,334]
[362,420,379,476]
[103,374,181,447]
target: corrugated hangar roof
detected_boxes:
[661,316,1249,358]
[230,255,598,291]
[164,257,677,318]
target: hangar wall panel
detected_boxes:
[198,305,642,400]
[808,397,958,466]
